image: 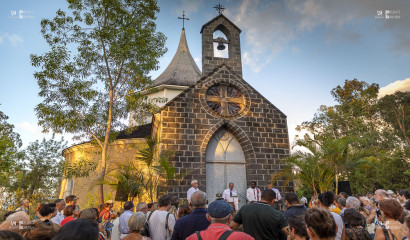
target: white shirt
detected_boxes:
[330,211,344,240]
[272,188,282,200]
[246,187,261,202]
[111,218,121,240]
[148,210,175,240]
[187,187,199,203]
[51,211,65,225]
[223,188,238,202]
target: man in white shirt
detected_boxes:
[246,181,261,203]
[223,182,239,211]
[51,199,66,225]
[268,184,282,210]
[148,195,176,240]
[187,180,199,203]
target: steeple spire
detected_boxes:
[178,10,189,29]
[152,28,201,87]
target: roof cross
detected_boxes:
[178,10,189,29]
[213,3,225,15]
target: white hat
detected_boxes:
[387,190,394,195]
[106,200,115,204]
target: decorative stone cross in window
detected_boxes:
[206,84,245,116]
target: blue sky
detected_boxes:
[0,0,409,147]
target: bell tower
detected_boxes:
[201,10,242,77]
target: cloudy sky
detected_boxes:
[0,0,409,148]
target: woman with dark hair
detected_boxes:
[60,205,78,226]
[177,204,191,219]
[344,209,371,240]
[288,215,309,240]
[51,219,99,240]
[39,203,57,225]
[374,199,406,240]
[318,191,345,240]
[305,208,337,240]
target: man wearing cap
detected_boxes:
[186,200,254,240]
[223,183,239,212]
[246,182,261,203]
[187,180,199,204]
[230,189,288,240]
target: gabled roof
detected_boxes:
[200,14,241,34]
[160,64,287,118]
[152,28,201,87]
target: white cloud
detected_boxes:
[291,46,300,54]
[224,0,410,72]
[194,56,201,67]
[0,33,23,46]
[378,78,410,98]
[176,0,203,14]
[15,121,74,147]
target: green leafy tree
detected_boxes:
[377,91,410,147]
[31,0,167,204]
[136,136,184,203]
[104,160,145,202]
[272,135,335,195]
[6,136,66,211]
[0,110,22,183]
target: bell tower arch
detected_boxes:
[201,14,242,77]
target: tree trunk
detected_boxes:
[335,169,339,194]
[98,89,114,205]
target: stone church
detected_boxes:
[60,13,290,208]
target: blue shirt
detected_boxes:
[171,208,210,240]
[283,205,307,219]
[119,210,133,234]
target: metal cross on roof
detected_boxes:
[178,10,189,29]
[214,3,225,15]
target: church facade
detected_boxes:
[60,13,290,208]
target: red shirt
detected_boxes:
[60,216,75,226]
[186,223,254,240]
[99,209,110,221]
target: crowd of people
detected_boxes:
[0,185,409,240]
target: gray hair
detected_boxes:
[128,212,145,233]
[191,180,198,185]
[338,198,346,207]
[191,191,207,209]
[375,189,389,198]
[136,202,147,212]
[228,182,234,186]
[210,214,231,224]
[346,196,360,210]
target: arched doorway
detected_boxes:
[206,127,247,208]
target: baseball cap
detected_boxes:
[208,200,232,218]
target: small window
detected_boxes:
[213,30,229,58]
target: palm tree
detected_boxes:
[104,160,145,202]
[272,135,334,195]
[136,136,183,202]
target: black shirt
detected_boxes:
[233,202,288,240]
[283,205,307,219]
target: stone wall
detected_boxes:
[201,15,242,78]
[61,139,147,210]
[156,65,290,200]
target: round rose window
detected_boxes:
[206,84,245,117]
